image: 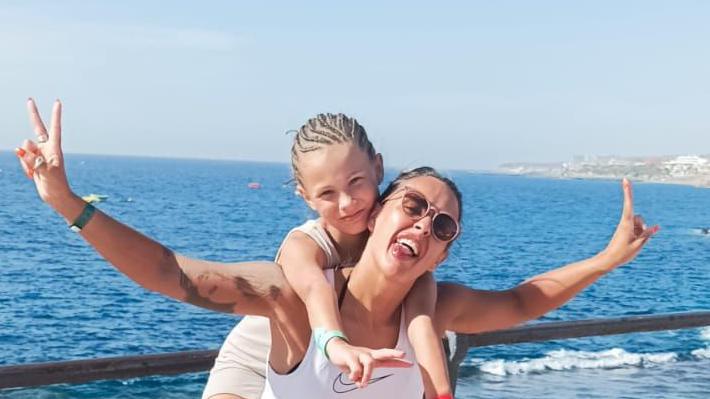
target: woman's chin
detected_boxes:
[376,250,418,279]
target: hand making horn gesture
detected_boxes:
[602,178,660,268]
[15,98,73,208]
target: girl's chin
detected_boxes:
[336,220,368,236]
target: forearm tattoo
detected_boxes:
[178,268,239,313]
[177,267,282,313]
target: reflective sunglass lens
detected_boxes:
[402,193,428,218]
[433,215,458,241]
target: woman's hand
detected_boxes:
[327,339,412,388]
[601,178,660,269]
[15,98,74,208]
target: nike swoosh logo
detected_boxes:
[332,372,394,393]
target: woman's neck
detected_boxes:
[339,252,414,326]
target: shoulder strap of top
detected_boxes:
[274,220,341,267]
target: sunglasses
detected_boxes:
[386,187,460,242]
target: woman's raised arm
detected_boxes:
[436,179,659,335]
[16,99,293,317]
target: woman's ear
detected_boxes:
[297,184,317,211]
[367,203,383,233]
[374,153,384,185]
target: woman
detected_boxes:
[16,100,658,398]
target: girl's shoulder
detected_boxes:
[277,219,340,268]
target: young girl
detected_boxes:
[202,113,453,399]
[17,101,452,399]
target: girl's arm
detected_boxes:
[404,272,452,399]
[436,179,659,335]
[278,232,407,386]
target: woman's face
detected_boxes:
[367,175,460,282]
[297,142,383,236]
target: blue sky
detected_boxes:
[2,1,708,170]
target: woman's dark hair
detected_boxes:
[379,166,463,223]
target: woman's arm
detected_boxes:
[404,272,452,399]
[436,179,659,335]
[16,99,290,318]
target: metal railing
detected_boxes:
[1,311,709,390]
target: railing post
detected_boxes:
[445,332,471,396]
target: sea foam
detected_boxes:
[700,326,710,341]
[691,347,710,359]
[468,348,678,376]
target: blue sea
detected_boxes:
[1,152,708,398]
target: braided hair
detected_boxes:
[291,113,377,183]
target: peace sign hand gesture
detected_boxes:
[602,178,660,268]
[16,98,74,208]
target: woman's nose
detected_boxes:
[413,215,433,237]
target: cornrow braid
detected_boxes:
[291,113,377,183]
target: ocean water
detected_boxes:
[1,152,708,398]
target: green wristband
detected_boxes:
[69,202,96,232]
[313,328,349,360]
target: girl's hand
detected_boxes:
[601,178,660,269]
[15,98,74,208]
[327,339,412,388]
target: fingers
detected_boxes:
[359,355,373,388]
[27,98,49,143]
[370,348,406,360]
[15,140,39,179]
[621,178,634,221]
[633,215,646,236]
[50,99,62,147]
[347,359,363,387]
[640,225,660,240]
[372,357,414,368]
[15,148,33,179]
[368,348,411,368]
[632,224,660,252]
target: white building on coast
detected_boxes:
[663,155,710,177]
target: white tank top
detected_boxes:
[220,220,341,376]
[261,269,424,399]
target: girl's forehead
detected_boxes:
[297,143,375,188]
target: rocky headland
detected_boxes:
[499,155,710,188]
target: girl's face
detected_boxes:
[297,142,383,236]
[367,175,460,282]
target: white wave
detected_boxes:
[470,348,678,376]
[700,327,710,341]
[691,347,710,359]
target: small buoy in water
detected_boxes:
[247,182,261,189]
[82,194,109,204]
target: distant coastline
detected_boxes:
[498,154,710,188]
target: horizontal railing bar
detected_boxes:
[1,311,708,389]
[465,311,710,347]
[0,350,218,389]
